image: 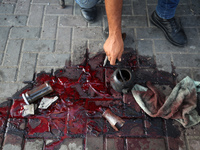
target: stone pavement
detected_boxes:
[0,0,200,149]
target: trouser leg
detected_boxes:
[75,0,99,8]
[156,0,180,19]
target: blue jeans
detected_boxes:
[75,0,179,19]
[75,0,99,8]
[156,0,180,19]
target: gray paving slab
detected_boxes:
[0,0,200,150]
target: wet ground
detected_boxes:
[0,0,200,150]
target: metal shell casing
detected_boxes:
[22,82,53,105]
[102,109,125,131]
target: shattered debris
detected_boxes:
[38,96,59,109]
[22,104,35,117]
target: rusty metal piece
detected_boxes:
[22,82,53,105]
[102,108,125,131]
[110,68,135,93]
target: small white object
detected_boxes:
[22,104,35,116]
[38,96,58,109]
[22,93,30,105]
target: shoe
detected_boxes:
[150,11,187,47]
[80,6,97,23]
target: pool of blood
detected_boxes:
[6,50,180,149]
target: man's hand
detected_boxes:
[104,0,123,65]
[103,33,124,65]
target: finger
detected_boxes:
[108,56,112,63]
[110,57,116,65]
[117,51,123,62]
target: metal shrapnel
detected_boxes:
[102,108,125,131]
[38,96,58,109]
[22,104,35,117]
[22,82,53,105]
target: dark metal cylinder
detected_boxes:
[22,82,53,105]
[110,68,135,93]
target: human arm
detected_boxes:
[103,0,123,65]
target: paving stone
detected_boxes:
[41,16,58,39]
[188,137,200,150]
[122,28,135,49]
[104,16,147,28]
[88,40,104,55]
[122,5,132,15]
[2,118,25,150]
[181,16,200,27]
[137,40,154,56]
[123,93,142,117]
[28,5,44,27]
[24,139,44,150]
[154,40,187,53]
[132,0,146,15]
[166,120,187,150]
[73,27,104,40]
[190,0,200,15]
[192,69,200,81]
[33,0,74,5]
[0,3,15,14]
[0,101,11,132]
[0,67,17,82]
[107,118,145,137]
[55,27,71,53]
[87,118,104,136]
[59,16,87,27]
[26,118,54,138]
[175,4,193,16]
[46,5,73,15]
[57,138,83,150]
[127,138,166,150]
[71,40,87,65]
[0,53,3,65]
[184,28,200,53]
[145,117,165,137]
[120,16,147,28]
[123,0,131,5]
[175,68,192,82]
[0,15,27,26]
[0,82,24,98]
[3,39,22,66]
[185,124,200,136]
[10,27,41,39]
[86,135,103,150]
[0,27,10,52]
[17,53,37,81]
[23,39,55,52]
[172,54,200,68]
[106,138,124,150]
[155,53,172,72]
[14,0,31,15]
[32,0,58,4]
[136,27,164,39]
[38,53,71,67]
[3,0,17,3]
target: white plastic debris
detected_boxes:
[38,96,58,109]
[22,104,35,116]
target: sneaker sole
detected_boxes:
[150,13,186,47]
